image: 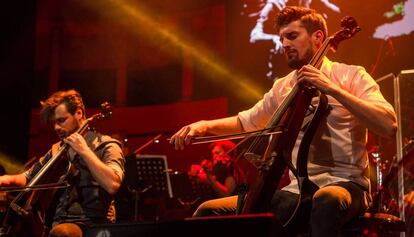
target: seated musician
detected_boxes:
[0,90,125,237]
[170,6,397,237]
[189,140,239,198]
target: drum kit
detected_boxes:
[368,139,414,214]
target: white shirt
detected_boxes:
[238,57,395,193]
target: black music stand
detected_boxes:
[124,154,173,221]
[169,172,214,207]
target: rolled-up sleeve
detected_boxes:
[238,90,276,132]
[350,66,395,114]
[101,143,125,182]
[238,72,295,132]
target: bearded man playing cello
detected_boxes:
[170,6,397,237]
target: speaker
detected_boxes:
[85,213,286,237]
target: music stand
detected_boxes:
[124,154,173,220]
[169,172,214,207]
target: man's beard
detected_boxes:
[287,47,313,69]
[57,124,80,140]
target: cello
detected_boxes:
[235,16,361,234]
[0,102,112,237]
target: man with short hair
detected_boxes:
[0,89,125,237]
[170,6,397,236]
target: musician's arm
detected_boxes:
[297,65,397,138]
[0,173,27,187]
[0,153,50,187]
[78,145,123,195]
[170,116,244,150]
[329,86,397,137]
[201,116,245,135]
[65,133,124,195]
[208,175,237,198]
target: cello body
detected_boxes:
[238,86,328,237]
[240,86,325,214]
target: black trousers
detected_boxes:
[194,181,370,237]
